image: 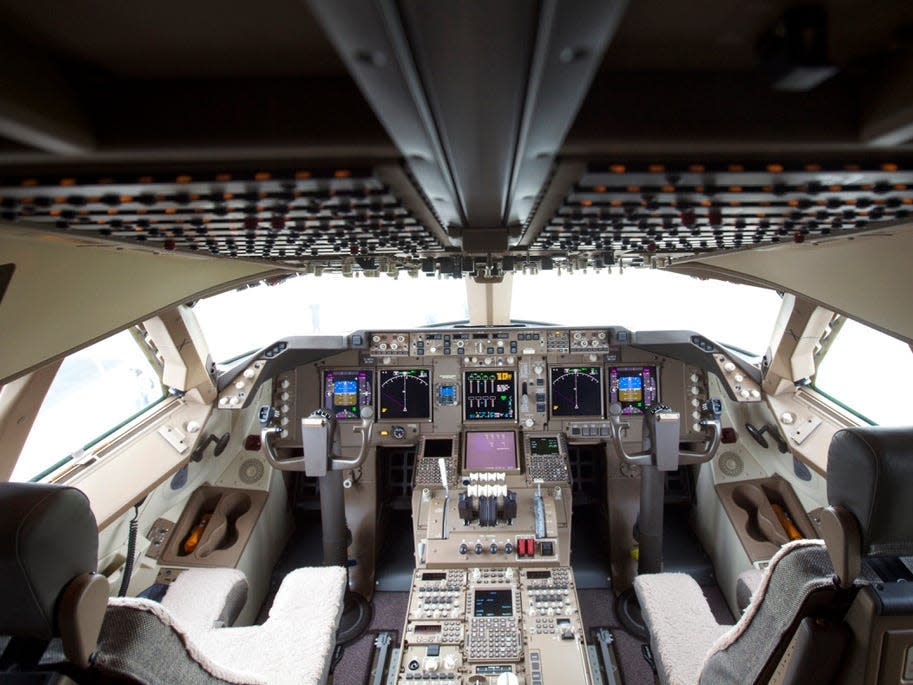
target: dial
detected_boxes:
[549,366,603,417]
[379,369,432,420]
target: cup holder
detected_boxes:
[161,486,268,568]
[731,484,789,545]
[717,475,816,562]
[198,493,252,558]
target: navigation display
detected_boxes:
[464,370,515,421]
[378,368,431,420]
[549,366,603,417]
[465,431,518,471]
[323,369,373,419]
[473,589,513,617]
[608,366,658,414]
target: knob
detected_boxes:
[281,379,290,389]
[496,673,520,685]
[229,396,241,406]
[489,542,499,554]
[739,389,750,399]
[507,356,515,364]
[690,373,700,383]
[459,543,469,555]
[690,385,700,395]
[235,380,246,389]
[524,417,535,428]
[243,368,256,379]
[219,397,229,406]
[474,543,483,555]
[750,389,761,399]
[429,346,437,353]
[734,373,744,383]
[504,542,514,555]
[534,365,543,375]
[280,392,290,401]
[443,654,457,670]
[484,357,492,365]
[723,361,736,372]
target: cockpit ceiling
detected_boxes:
[3,160,913,276]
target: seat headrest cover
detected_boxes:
[0,483,99,639]
[827,426,913,557]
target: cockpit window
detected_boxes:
[193,274,469,363]
[11,329,166,482]
[511,270,782,356]
[813,317,913,426]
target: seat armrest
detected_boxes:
[736,569,764,614]
[160,568,248,636]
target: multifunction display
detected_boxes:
[465,431,518,471]
[473,589,513,617]
[464,370,515,421]
[549,366,603,417]
[322,369,373,419]
[378,368,431,420]
[529,436,560,456]
[608,366,658,414]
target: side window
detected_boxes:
[813,317,913,427]
[11,328,167,482]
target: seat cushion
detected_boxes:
[197,566,347,685]
[634,573,729,685]
[161,568,248,634]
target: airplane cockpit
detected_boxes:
[2,2,913,684]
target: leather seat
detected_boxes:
[0,482,346,685]
[634,426,913,685]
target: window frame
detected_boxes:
[14,325,170,483]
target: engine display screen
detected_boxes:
[473,589,513,617]
[323,370,373,420]
[608,366,658,414]
[465,431,518,471]
[378,368,431,420]
[549,366,603,417]
[464,370,515,421]
[529,436,560,456]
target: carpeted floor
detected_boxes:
[578,585,733,684]
[330,591,409,685]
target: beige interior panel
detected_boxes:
[667,222,913,344]
[67,398,212,529]
[0,225,286,385]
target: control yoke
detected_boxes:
[607,399,722,470]
[607,399,722,575]
[259,405,375,475]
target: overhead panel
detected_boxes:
[527,160,913,265]
[0,166,449,271]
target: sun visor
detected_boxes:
[666,222,913,344]
[0,226,285,385]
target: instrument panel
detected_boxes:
[216,325,763,445]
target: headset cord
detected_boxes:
[117,503,141,597]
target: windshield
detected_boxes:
[511,270,781,356]
[194,269,782,362]
[194,275,468,362]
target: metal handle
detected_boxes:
[260,407,374,473]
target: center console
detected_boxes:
[395,430,594,684]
